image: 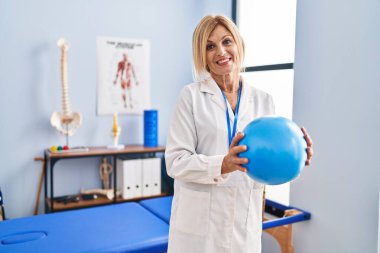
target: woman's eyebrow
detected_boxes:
[222,35,232,39]
[207,35,232,43]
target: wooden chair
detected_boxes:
[262,188,311,253]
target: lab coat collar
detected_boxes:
[199,75,220,95]
[199,75,250,126]
[200,76,226,112]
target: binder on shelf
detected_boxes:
[142,158,161,197]
[151,158,161,196]
[117,158,141,199]
[142,159,153,197]
[118,157,161,200]
[133,159,143,198]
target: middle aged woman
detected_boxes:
[165,15,313,253]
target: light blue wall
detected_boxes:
[289,0,380,252]
[3,0,379,251]
[0,0,231,218]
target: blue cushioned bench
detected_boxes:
[139,196,173,224]
[139,196,311,229]
[139,196,311,253]
[0,202,169,253]
[0,196,310,253]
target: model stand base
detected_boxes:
[107,144,125,150]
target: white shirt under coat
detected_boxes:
[165,75,275,253]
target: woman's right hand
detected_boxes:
[221,132,249,174]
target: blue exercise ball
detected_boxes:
[238,116,307,185]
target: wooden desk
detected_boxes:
[44,145,165,213]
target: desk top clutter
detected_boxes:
[49,109,160,153]
[46,145,165,158]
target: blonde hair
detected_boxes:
[192,15,245,81]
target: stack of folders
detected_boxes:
[117,158,161,199]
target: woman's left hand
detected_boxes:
[301,127,313,166]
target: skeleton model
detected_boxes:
[107,113,124,149]
[99,157,113,189]
[81,188,115,200]
[50,38,82,143]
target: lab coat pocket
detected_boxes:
[246,188,264,233]
[175,187,210,236]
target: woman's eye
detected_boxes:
[223,39,232,45]
[206,44,215,50]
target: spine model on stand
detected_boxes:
[50,38,82,142]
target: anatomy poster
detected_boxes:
[97,37,150,115]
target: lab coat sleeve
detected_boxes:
[165,86,225,184]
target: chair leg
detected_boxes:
[264,224,294,253]
[0,188,5,220]
[34,157,45,215]
[0,205,5,220]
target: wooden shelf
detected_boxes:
[47,193,167,212]
[116,193,167,203]
[46,145,165,159]
[44,145,166,213]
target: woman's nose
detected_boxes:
[216,45,226,56]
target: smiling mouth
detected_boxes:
[216,58,231,65]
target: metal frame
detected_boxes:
[232,0,294,73]
[263,199,311,229]
[44,149,163,213]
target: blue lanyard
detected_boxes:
[220,80,242,147]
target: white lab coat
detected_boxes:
[165,76,275,253]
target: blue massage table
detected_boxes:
[139,196,311,229]
[139,196,311,253]
[0,202,169,253]
[0,196,310,253]
[139,196,172,224]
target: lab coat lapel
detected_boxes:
[200,77,249,127]
[224,80,251,128]
[237,80,251,123]
[200,78,226,113]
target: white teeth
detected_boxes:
[217,58,229,64]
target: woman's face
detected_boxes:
[206,25,239,77]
